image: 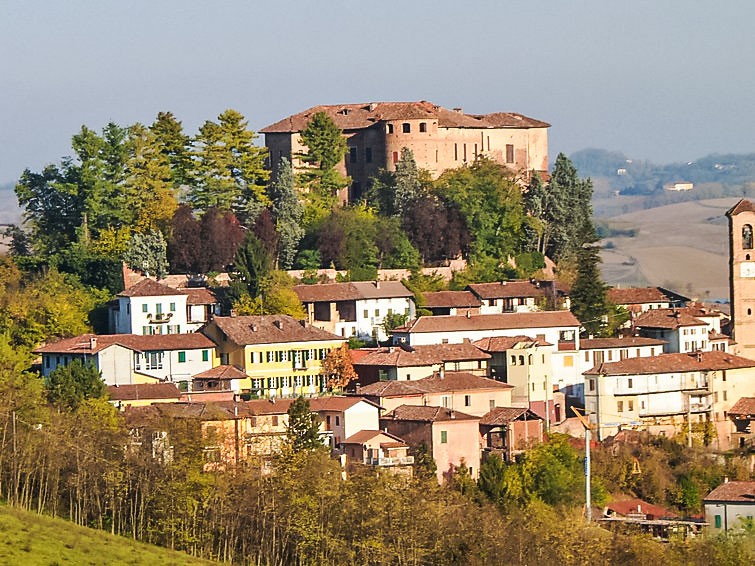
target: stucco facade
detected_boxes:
[728,200,755,359]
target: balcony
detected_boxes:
[367,456,414,466]
[147,312,173,324]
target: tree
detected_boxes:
[393,148,424,217]
[198,208,246,273]
[321,344,357,390]
[123,229,168,279]
[149,111,194,188]
[570,243,610,337]
[410,440,437,480]
[233,271,306,318]
[269,158,304,269]
[231,232,273,300]
[167,205,201,273]
[297,112,349,199]
[45,359,106,410]
[382,312,408,336]
[402,194,470,263]
[252,209,279,260]
[3,225,32,257]
[190,109,269,220]
[286,396,323,452]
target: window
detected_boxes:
[454,143,458,160]
[607,351,613,361]
[45,356,50,369]
[641,400,646,410]
[440,431,448,443]
[402,123,411,133]
[335,416,340,426]
[386,124,393,134]
[723,391,727,401]
[145,351,164,370]
[511,355,517,365]
[349,147,357,163]
[142,304,148,313]
[393,151,399,164]
[589,379,595,392]
[464,394,471,407]
[585,351,590,362]
[363,309,369,318]
[170,302,176,312]
[374,309,380,317]
[441,396,450,408]
[743,224,753,249]
[628,378,633,389]
[326,416,331,427]
[178,351,186,363]
[490,399,496,409]
[365,147,372,163]
[715,515,722,529]
[463,144,467,161]
[519,355,525,365]
[419,122,427,132]
[617,401,623,413]
[156,303,163,315]
[628,400,634,411]
[563,355,574,367]
[506,144,514,163]
[202,349,209,362]
[272,416,279,426]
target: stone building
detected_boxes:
[261,101,549,202]
[727,199,755,359]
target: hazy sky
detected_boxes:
[1,1,754,184]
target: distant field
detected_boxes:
[0,504,220,566]
[0,186,22,224]
[599,198,738,300]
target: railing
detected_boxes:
[147,312,173,324]
[367,456,414,466]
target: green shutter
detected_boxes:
[440,431,448,443]
[202,350,209,362]
[178,351,186,363]
[715,515,722,529]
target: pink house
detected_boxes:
[380,405,480,483]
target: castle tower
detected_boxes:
[727,199,755,358]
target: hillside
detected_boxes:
[0,504,220,566]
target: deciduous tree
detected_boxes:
[322,344,357,390]
[45,359,106,410]
[286,396,323,453]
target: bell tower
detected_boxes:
[727,199,755,358]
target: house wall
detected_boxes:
[705,501,755,533]
[431,420,481,482]
[424,388,512,417]
[115,294,189,335]
[394,325,579,348]
[319,402,380,447]
[710,366,755,449]
[133,347,215,383]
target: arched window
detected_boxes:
[743,224,753,249]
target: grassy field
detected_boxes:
[0,504,220,566]
[598,197,738,300]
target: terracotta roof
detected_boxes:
[107,383,181,401]
[244,398,293,415]
[607,498,678,519]
[584,351,755,376]
[210,315,344,345]
[360,372,511,397]
[467,281,546,300]
[354,342,490,368]
[607,286,689,305]
[704,481,755,503]
[728,397,755,416]
[293,281,412,302]
[579,337,667,350]
[260,101,550,134]
[393,311,580,334]
[342,429,407,446]
[381,405,479,423]
[309,396,378,412]
[423,291,481,308]
[708,331,730,341]
[36,333,214,354]
[474,335,551,352]
[633,308,706,329]
[480,406,538,425]
[123,401,255,426]
[726,199,755,217]
[192,365,247,380]
[118,278,183,297]
[183,287,218,305]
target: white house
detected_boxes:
[308,396,381,449]
[36,333,217,386]
[704,480,755,533]
[110,279,220,335]
[606,286,688,317]
[294,281,416,341]
[467,280,570,314]
[633,308,712,354]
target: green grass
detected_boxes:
[0,504,220,566]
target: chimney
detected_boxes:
[230,310,237,317]
[90,337,97,350]
[273,320,282,329]
[374,280,381,289]
[450,410,455,419]
[466,311,472,319]
[234,405,238,417]
[452,107,463,114]
[369,103,377,111]
[299,319,307,327]
[439,366,445,379]
[250,324,257,332]
[724,476,729,484]
[270,397,275,404]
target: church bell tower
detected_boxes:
[727,199,755,358]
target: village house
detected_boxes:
[293,281,415,341]
[182,365,248,402]
[308,396,381,449]
[107,383,182,409]
[341,430,414,475]
[606,286,689,319]
[202,315,347,398]
[380,405,481,483]
[583,350,755,446]
[36,333,217,386]
[467,280,569,314]
[109,278,220,335]
[351,341,490,385]
[421,290,482,316]
[261,101,549,202]
[633,308,714,354]
[704,480,755,533]
[603,498,678,521]
[727,397,755,449]
[357,371,513,417]
[479,407,543,462]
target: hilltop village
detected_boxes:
[2,102,754,563]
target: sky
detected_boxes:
[1,0,754,184]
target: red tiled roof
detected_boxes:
[244,398,293,415]
[354,342,490,368]
[118,278,183,297]
[704,481,755,503]
[309,396,379,412]
[342,429,406,446]
[728,397,755,416]
[726,199,755,217]
[474,335,551,352]
[468,281,546,300]
[123,401,255,425]
[192,365,247,380]
[579,337,667,350]
[183,287,218,305]
[293,281,412,302]
[633,308,706,329]
[381,405,479,423]
[584,351,755,376]
[36,333,215,354]
[210,315,344,345]
[607,498,678,519]
[360,372,511,397]
[107,383,181,401]
[260,101,550,134]
[423,291,481,308]
[393,311,580,334]
[480,407,538,425]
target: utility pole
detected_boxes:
[572,407,592,522]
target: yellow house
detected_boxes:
[107,383,182,408]
[203,315,347,398]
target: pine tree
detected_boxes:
[286,396,323,452]
[269,158,304,269]
[45,359,106,410]
[231,231,272,299]
[150,111,194,188]
[123,229,169,279]
[393,148,423,217]
[570,242,609,337]
[296,111,349,199]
